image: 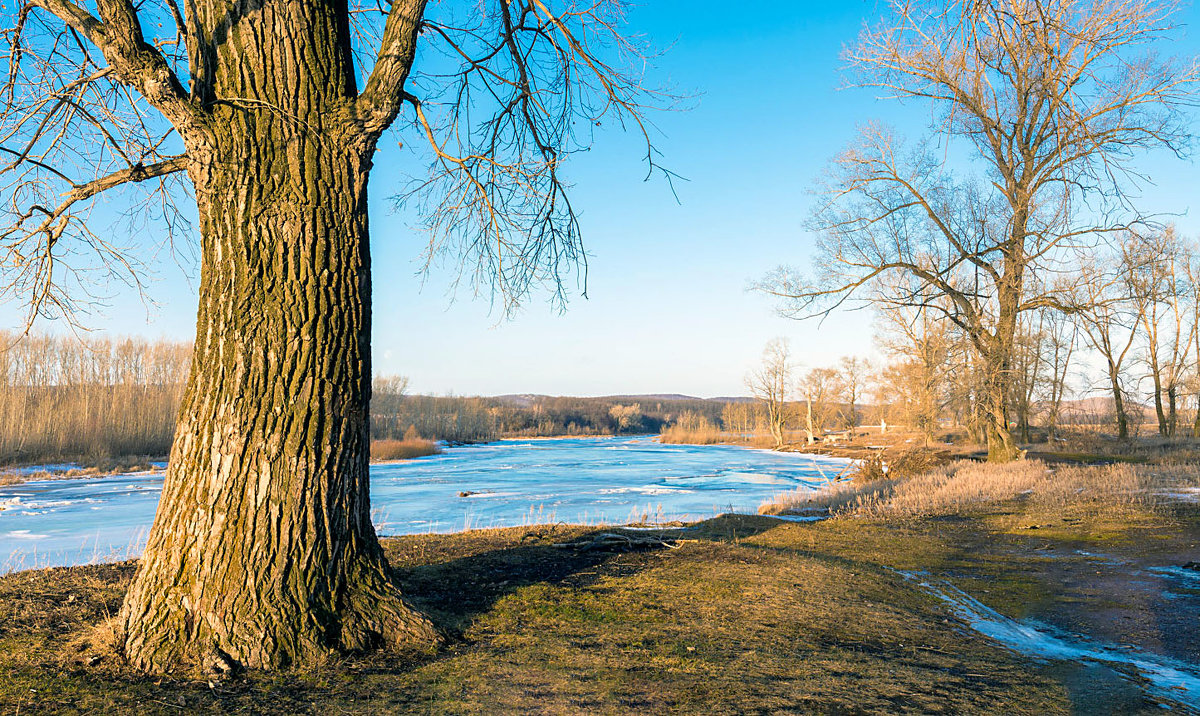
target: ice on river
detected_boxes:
[0,435,849,573]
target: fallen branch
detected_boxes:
[550,532,695,553]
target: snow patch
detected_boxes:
[769,514,828,523]
[3,530,46,540]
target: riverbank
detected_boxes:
[0,438,454,487]
[0,457,166,487]
[3,468,1198,713]
[0,434,660,487]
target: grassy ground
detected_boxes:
[4,469,1199,714]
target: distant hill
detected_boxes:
[484,393,755,406]
[601,394,702,402]
[493,394,548,407]
[1056,396,1150,423]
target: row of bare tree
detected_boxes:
[0,332,191,462]
[744,339,876,448]
[749,225,1200,447]
[875,224,1200,445]
[757,0,1199,461]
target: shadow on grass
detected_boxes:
[393,514,783,637]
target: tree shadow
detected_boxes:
[391,514,786,638]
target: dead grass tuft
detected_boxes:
[762,460,1200,519]
[659,411,723,444]
[371,438,441,461]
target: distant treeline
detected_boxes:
[0,334,737,463]
[0,332,190,464]
[372,384,727,443]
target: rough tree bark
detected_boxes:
[121,140,438,671]
[117,0,437,671]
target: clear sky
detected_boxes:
[15,1,1200,397]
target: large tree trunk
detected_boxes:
[982,368,1019,462]
[119,0,436,672]
[120,137,437,672]
[980,322,1020,462]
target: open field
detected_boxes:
[2,462,1198,713]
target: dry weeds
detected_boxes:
[762,460,1200,519]
[370,438,441,461]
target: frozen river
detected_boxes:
[0,435,851,573]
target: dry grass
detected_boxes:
[0,456,163,486]
[850,448,949,484]
[370,438,441,461]
[658,411,723,444]
[762,459,1200,519]
[0,519,1073,713]
[658,425,723,444]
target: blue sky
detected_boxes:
[20,0,1200,397]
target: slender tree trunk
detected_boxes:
[1193,392,1200,438]
[1167,385,1178,437]
[1152,372,1168,437]
[1108,361,1129,440]
[119,0,435,672]
[769,399,784,448]
[805,399,814,445]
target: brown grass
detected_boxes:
[0,519,1073,713]
[0,456,164,486]
[658,411,722,444]
[370,438,441,461]
[762,460,1200,519]
[658,426,723,444]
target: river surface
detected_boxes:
[0,435,851,573]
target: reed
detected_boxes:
[370,438,441,461]
[659,410,723,444]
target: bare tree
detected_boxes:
[1133,226,1196,437]
[1010,311,1054,443]
[721,400,756,437]
[747,338,794,449]
[1039,311,1078,442]
[0,0,668,672]
[836,355,870,436]
[799,366,839,443]
[757,0,1198,461]
[1073,240,1149,439]
[876,303,952,444]
[1184,251,1200,437]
